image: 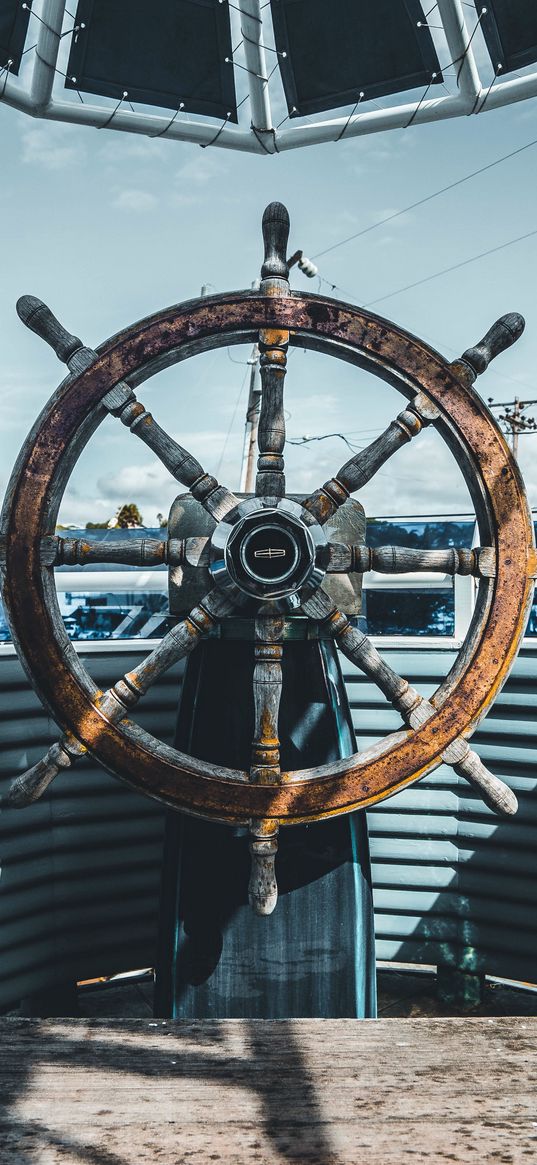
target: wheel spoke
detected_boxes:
[104,389,238,522]
[303,391,440,525]
[16,296,239,523]
[255,327,289,498]
[248,612,284,915]
[6,589,233,807]
[255,203,291,499]
[302,587,517,816]
[326,543,496,578]
[42,534,211,569]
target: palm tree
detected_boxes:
[115,503,143,528]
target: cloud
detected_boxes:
[99,137,169,163]
[97,462,171,505]
[112,188,158,212]
[21,124,86,171]
[175,153,226,188]
[94,430,229,507]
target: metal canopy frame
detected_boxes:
[2,0,537,154]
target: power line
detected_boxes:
[362,226,537,308]
[312,135,537,261]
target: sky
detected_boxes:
[2,29,537,529]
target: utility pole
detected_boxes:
[239,344,261,493]
[488,396,537,458]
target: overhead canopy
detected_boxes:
[65,0,238,120]
[0,0,32,75]
[270,0,442,117]
[477,0,537,75]
[4,0,537,152]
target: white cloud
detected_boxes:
[99,137,168,163]
[21,124,86,171]
[175,153,226,187]
[112,188,158,212]
[97,461,171,505]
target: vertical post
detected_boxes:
[239,346,261,493]
[30,0,66,111]
[512,397,520,460]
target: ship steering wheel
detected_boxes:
[1,203,534,914]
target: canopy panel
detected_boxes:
[477,0,537,76]
[65,0,238,121]
[271,0,442,117]
[4,0,537,152]
[0,0,33,76]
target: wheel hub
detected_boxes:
[209,497,328,607]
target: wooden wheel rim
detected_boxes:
[2,291,535,823]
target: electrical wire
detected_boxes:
[312,136,537,260]
[362,226,537,308]
[214,364,250,477]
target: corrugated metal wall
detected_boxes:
[0,644,535,1008]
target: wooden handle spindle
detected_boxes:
[303,588,518,819]
[455,314,525,382]
[327,543,496,578]
[16,297,237,522]
[304,391,440,525]
[442,739,518,816]
[261,202,290,284]
[16,295,86,365]
[6,590,232,808]
[256,204,291,496]
[45,535,210,569]
[248,820,279,915]
[250,615,284,783]
[7,737,86,807]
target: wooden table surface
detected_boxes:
[1,1016,535,1164]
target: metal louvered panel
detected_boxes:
[0,644,536,1009]
[353,646,537,984]
[0,651,171,1008]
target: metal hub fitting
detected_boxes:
[209,497,328,609]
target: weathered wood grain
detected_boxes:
[304,391,440,524]
[260,201,290,284]
[6,734,87,806]
[256,203,291,498]
[0,1016,535,1165]
[5,590,233,807]
[16,295,238,523]
[327,543,496,578]
[44,535,210,568]
[452,313,525,383]
[255,331,289,498]
[248,818,279,918]
[302,588,517,817]
[108,398,237,523]
[248,614,284,915]
[250,615,284,785]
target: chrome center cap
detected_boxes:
[209,497,328,609]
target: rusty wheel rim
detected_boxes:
[2,291,535,823]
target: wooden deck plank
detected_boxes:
[0,1017,535,1164]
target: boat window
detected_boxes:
[362,588,455,638]
[366,519,475,549]
[59,592,172,641]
